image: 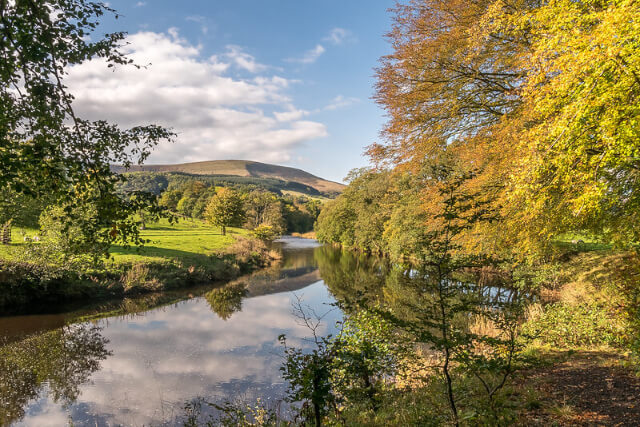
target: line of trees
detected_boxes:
[156,180,322,237]
[318,0,640,262]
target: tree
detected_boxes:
[204,188,245,235]
[495,0,640,252]
[371,0,640,258]
[243,190,285,234]
[0,0,173,251]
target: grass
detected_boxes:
[109,219,249,264]
[0,219,248,265]
[0,219,279,311]
[281,190,329,202]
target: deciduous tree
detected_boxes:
[0,0,173,250]
[204,188,245,236]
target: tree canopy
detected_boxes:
[344,0,640,260]
[204,188,245,236]
[0,0,173,251]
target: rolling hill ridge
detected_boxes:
[112,160,345,195]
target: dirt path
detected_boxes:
[520,351,640,426]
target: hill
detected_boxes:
[112,160,345,195]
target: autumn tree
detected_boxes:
[495,0,640,253]
[372,0,640,258]
[243,190,285,234]
[204,188,245,235]
[0,0,173,251]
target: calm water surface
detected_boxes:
[0,237,346,426]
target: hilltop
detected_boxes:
[112,160,345,195]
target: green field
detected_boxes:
[110,219,249,264]
[0,219,248,265]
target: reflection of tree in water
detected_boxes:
[316,244,524,330]
[314,245,390,308]
[0,324,110,425]
[205,283,249,321]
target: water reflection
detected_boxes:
[0,238,342,426]
[0,324,110,426]
[0,238,525,426]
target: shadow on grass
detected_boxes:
[109,245,215,265]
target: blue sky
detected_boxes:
[72,0,396,182]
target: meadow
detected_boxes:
[0,219,248,265]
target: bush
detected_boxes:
[523,302,626,348]
[251,224,279,242]
[120,263,161,294]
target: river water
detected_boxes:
[0,237,523,426]
[0,237,346,426]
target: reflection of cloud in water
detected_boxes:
[15,387,70,427]
[17,281,340,426]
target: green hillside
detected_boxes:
[112,160,345,196]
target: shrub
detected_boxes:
[523,302,626,348]
[120,263,161,294]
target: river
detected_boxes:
[0,236,523,426]
[0,237,348,426]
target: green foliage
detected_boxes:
[316,169,392,253]
[205,283,248,321]
[159,189,184,212]
[244,191,285,234]
[0,324,110,425]
[251,224,279,242]
[38,204,106,265]
[523,302,626,348]
[183,397,283,427]
[117,173,169,195]
[279,333,335,427]
[0,0,173,252]
[331,309,413,412]
[205,188,245,236]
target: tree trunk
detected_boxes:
[1,219,12,245]
[222,225,226,236]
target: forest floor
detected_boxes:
[518,350,640,426]
[515,247,640,426]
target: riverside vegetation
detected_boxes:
[0,180,322,310]
[2,0,640,426]
[185,0,640,425]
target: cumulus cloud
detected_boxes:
[65,30,327,164]
[134,1,146,7]
[224,45,268,73]
[286,44,325,64]
[323,27,351,45]
[324,95,360,111]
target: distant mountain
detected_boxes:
[112,160,345,195]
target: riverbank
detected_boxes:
[0,220,279,313]
[313,238,640,424]
[512,249,640,424]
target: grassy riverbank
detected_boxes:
[0,220,278,312]
[310,239,640,425]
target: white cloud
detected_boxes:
[286,44,325,64]
[324,28,351,45]
[224,45,267,73]
[65,30,328,164]
[286,28,352,65]
[324,95,360,111]
[134,1,146,7]
[17,280,339,426]
[274,107,309,122]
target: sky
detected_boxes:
[69,0,396,183]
